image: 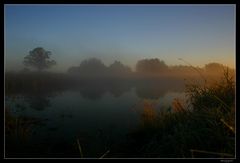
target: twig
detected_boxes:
[220,118,235,134]
[99,150,110,159]
[178,58,207,83]
[77,138,83,158]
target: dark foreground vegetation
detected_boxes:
[106,69,235,158]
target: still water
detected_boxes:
[5,80,186,158]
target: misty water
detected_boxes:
[5,79,187,158]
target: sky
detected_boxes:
[5,4,235,72]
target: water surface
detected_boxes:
[5,80,186,158]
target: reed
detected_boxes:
[118,70,235,158]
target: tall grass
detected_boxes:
[115,69,235,158]
[185,68,235,134]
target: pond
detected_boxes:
[5,79,187,158]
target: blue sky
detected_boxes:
[5,4,235,72]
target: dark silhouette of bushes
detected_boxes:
[136,58,168,74]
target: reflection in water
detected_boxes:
[26,95,51,111]
[108,83,131,98]
[141,101,158,127]
[135,79,185,100]
[79,86,107,100]
[5,108,43,157]
[72,80,133,100]
[69,79,185,100]
[136,85,166,99]
[7,83,61,111]
[6,77,185,101]
[5,78,186,157]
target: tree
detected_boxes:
[109,61,131,74]
[136,58,168,73]
[23,47,56,71]
[79,58,106,73]
[67,66,79,74]
[79,58,105,71]
[205,62,224,73]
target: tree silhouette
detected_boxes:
[68,58,107,77]
[108,61,131,76]
[79,58,106,73]
[67,66,79,74]
[23,47,56,71]
[136,58,168,73]
[205,62,224,72]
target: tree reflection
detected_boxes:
[135,79,185,100]
[109,85,130,97]
[79,86,107,100]
[73,79,132,100]
[25,95,51,111]
[108,81,132,97]
[136,84,166,99]
[140,101,158,127]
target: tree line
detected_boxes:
[22,47,233,77]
